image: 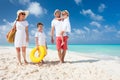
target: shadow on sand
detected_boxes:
[67,59,99,64]
[27,60,60,66]
[27,59,99,66]
[44,61,60,65]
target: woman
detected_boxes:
[14,10,29,65]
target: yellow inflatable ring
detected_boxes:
[30,46,47,63]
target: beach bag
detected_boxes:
[6,21,17,43]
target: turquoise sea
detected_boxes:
[47,44,120,60]
[1,44,120,59]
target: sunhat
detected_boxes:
[54,9,61,16]
[16,10,29,20]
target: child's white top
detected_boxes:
[62,17,71,33]
[51,19,67,37]
[35,31,46,46]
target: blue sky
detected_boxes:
[0,0,120,45]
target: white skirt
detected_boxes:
[14,31,27,47]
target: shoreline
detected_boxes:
[0,46,120,61]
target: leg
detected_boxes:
[61,50,66,63]
[22,46,27,64]
[61,31,64,46]
[56,37,62,63]
[57,50,62,63]
[16,47,22,65]
[61,36,68,63]
[61,36,64,46]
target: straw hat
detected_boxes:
[16,10,29,20]
[62,10,69,16]
[54,9,61,16]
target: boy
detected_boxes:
[35,22,47,65]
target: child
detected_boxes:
[35,22,47,65]
[61,10,71,46]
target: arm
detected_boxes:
[51,26,55,44]
[61,31,65,36]
[35,37,39,50]
[56,17,64,20]
[45,42,48,49]
[25,26,29,42]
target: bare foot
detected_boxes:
[17,62,22,65]
[59,60,65,64]
[38,62,43,66]
[41,60,44,64]
[24,60,28,65]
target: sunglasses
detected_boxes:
[20,13,26,15]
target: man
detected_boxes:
[51,9,68,63]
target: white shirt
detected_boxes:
[62,17,71,33]
[51,19,67,37]
[35,31,46,46]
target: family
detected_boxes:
[7,9,71,65]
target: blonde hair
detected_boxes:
[62,10,69,16]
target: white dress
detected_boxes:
[14,21,29,47]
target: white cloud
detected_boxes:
[9,0,30,5]
[9,0,47,17]
[116,31,120,38]
[80,9,104,21]
[19,0,30,5]
[69,24,120,44]
[27,2,47,17]
[118,21,120,25]
[83,26,90,32]
[98,4,106,13]
[104,25,117,32]
[90,21,101,28]
[0,19,14,43]
[118,31,120,34]
[71,28,102,42]
[74,0,82,5]
[73,28,85,35]
[92,29,100,33]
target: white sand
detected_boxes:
[0,47,120,80]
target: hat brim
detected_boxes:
[54,9,61,16]
[16,10,29,20]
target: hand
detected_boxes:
[6,34,8,38]
[46,46,48,49]
[61,17,64,21]
[36,46,39,50]
[51,37,54,44]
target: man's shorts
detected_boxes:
[56,36,68,50]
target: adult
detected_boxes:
[51,9,69,63]
[14,10,29,65]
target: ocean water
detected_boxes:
[47,44,120,59]
[1,44,120,59]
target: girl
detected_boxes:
[61,10,71,46]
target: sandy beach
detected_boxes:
[0,47,120,80]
